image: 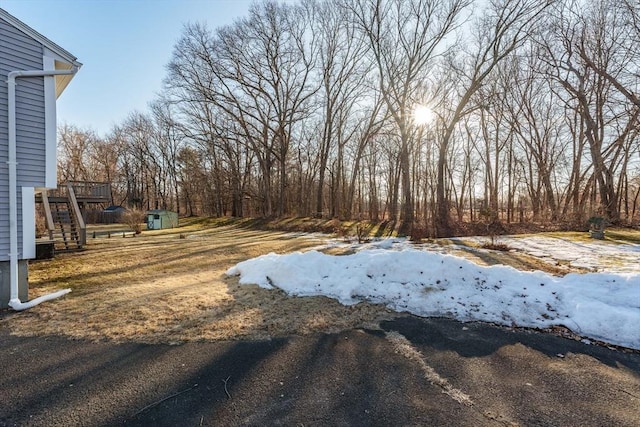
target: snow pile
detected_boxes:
[227,248,640,349]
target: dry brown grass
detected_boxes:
[0,219,394,344]
[5,218,629,344]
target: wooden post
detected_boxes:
[41,190,55,240]
[66,184,86,247]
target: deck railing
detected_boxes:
[49,181,111,201]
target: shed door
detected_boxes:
[153,214,161,229]
[147,214,161,230]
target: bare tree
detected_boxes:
[500,50,566,221]
[576,0,640,108]
[223,1,318,216]
[57,123,98,183]
[306,0,371,217]
[541,0,638,222]
[348,0,470,234]
[432,0,554,236]
[150,100,185,213]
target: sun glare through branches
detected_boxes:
[413,105,434,125]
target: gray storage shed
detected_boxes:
[146,210,178,230]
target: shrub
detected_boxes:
[122,209,146,234]
[334,224,350,241]
[356,223,372,243]
[409,222,428,242]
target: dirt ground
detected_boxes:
[0,219,395,344]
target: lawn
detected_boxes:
[1,218,638,345]
[1,218,393,344]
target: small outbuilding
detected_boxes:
[146,210,178,230]
[101,205,126,224]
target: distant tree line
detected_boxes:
[57,0,640,236]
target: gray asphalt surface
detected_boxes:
[1,316,639,426]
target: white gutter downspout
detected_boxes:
[7,68,78,311]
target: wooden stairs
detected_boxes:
[38,184,86,251]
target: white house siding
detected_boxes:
[0,16,47,262]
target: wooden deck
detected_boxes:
[35,182,111,251]
[39,181,111,204]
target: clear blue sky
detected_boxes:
[1,0,260,136]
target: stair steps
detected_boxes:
[39,184,86,251]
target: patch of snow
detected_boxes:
[227,244,640,350]
[461,236,640,273]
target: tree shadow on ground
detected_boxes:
[380,316,640,372]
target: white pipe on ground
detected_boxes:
[9,289,72,311]
[7,68,78,311]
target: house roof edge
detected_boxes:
[0,7,82,68]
